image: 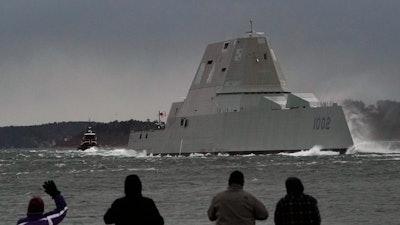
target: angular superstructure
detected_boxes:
[128,31,353,155]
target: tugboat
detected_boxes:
[77,126,98,150]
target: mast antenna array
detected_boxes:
[246,20,264,37]
[246,20,253,37]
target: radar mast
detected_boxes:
[246,20,264,37]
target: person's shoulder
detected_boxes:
[214,189,228,196]
[111,196,128,205]
[141,196,156,202]
[242,189,259,199]
[140,196,161,205]
[303,194,318,203]
[210,189,229,201]
[276,195,288,205]
[17,217,27,224]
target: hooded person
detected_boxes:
[124,174,142,197]
[104,174,164,225]
[274,177,321,225]
[28,196,45,213]
[286,177,304,195]
[207,170,269,225]
[17,181,68,225]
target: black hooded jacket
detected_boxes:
[104,175,164,225]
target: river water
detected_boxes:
[1,142,399,225]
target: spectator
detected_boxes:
[17,180,68,225]
[274,177,321,225]
[207,170,268,225]
[104,174,164,225]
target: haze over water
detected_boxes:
[1,142,399,225]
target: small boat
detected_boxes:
[77,127,98,150]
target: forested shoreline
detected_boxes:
[1,100,399,149]
[0,120,158,149]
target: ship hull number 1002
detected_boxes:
[313,117,331,130]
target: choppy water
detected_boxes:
[1,142,399,225]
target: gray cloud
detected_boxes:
[1,0,399,126]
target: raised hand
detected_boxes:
[43,180,60,197]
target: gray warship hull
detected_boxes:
[128,31,353,155]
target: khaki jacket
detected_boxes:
[207,184,268,225]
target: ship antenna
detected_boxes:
[246,20,264,37]
[246,20,253,37]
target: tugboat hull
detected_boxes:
[77,143,97,151]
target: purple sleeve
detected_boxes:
[42,195,68,225]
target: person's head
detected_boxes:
[285,177,304,195]
[228,170,244,186]
[28,196,44,213]
[125,174,142,197]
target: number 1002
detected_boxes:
[313,117,331,130]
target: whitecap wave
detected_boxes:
[242,153,256,157]
[80,147,148,158]
[279,145,339,157]
[346,141,400,154]
[189,153,208,157]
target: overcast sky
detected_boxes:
[1,0,399,126]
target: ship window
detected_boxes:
[223,42,229,49]
[139,133,142,139]
[221,68,226,72]
[264,53,267,60]
[207,60,213,64]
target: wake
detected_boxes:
[76,140,400,158]
[346,141,400,154]
[343,105,400,155]
[278,145,339,157]
[80,147,148,157]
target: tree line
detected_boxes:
[0,119,158,149]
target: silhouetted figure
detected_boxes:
[17,180,68,225]
[207,170,268,225]
[274,177,321,225]
[104,174,164,225]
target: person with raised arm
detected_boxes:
[17,180,68,225]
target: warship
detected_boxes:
[128,27,354,155]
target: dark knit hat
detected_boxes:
[125,174,142,197]
[28,196,44,213]
[285,177,304,195]
[228,170,244,186]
